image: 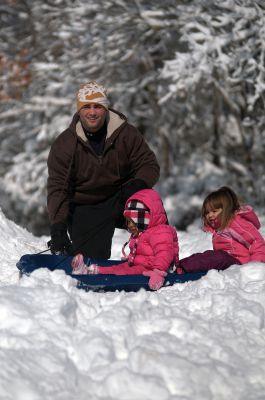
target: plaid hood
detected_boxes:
[123,200,150,231]
[124,189,168,229]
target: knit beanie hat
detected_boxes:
[76,81,109,111]
[123,200,150,231]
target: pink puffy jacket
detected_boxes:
[98,189,179,275]
[205,206,265,264]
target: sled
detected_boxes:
[16,253,207,292]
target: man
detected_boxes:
[47,81,160,258]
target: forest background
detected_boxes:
[0,0,264,236]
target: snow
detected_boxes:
[1,208,265,399]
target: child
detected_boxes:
[176,186,265,274]
[71,189,179,290]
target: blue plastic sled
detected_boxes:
[16,254,206,292]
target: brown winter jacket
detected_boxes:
[47,108,160,224]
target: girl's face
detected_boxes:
[126,218,139,236]
[205,207,223,227]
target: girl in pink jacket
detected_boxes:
[71,189,179,290]
[176,186,265,274]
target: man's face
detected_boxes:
[79,104,107,132]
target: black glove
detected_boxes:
[48,222,73,255]
[121,179,148,204]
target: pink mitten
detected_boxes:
[143,269,167,290]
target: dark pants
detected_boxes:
[68,193,125,259]
[178,250,241,273]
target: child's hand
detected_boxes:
[143,269,167,290]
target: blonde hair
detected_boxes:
[202,186,241,230]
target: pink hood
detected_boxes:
[236,205,261,229]
[125,188,168,229]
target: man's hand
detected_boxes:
[48,222,73,255]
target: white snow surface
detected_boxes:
[0,208,265,400]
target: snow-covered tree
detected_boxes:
[159,0,265,207]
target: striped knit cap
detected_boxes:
[123,200,150,231]
[76,81,109,111]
